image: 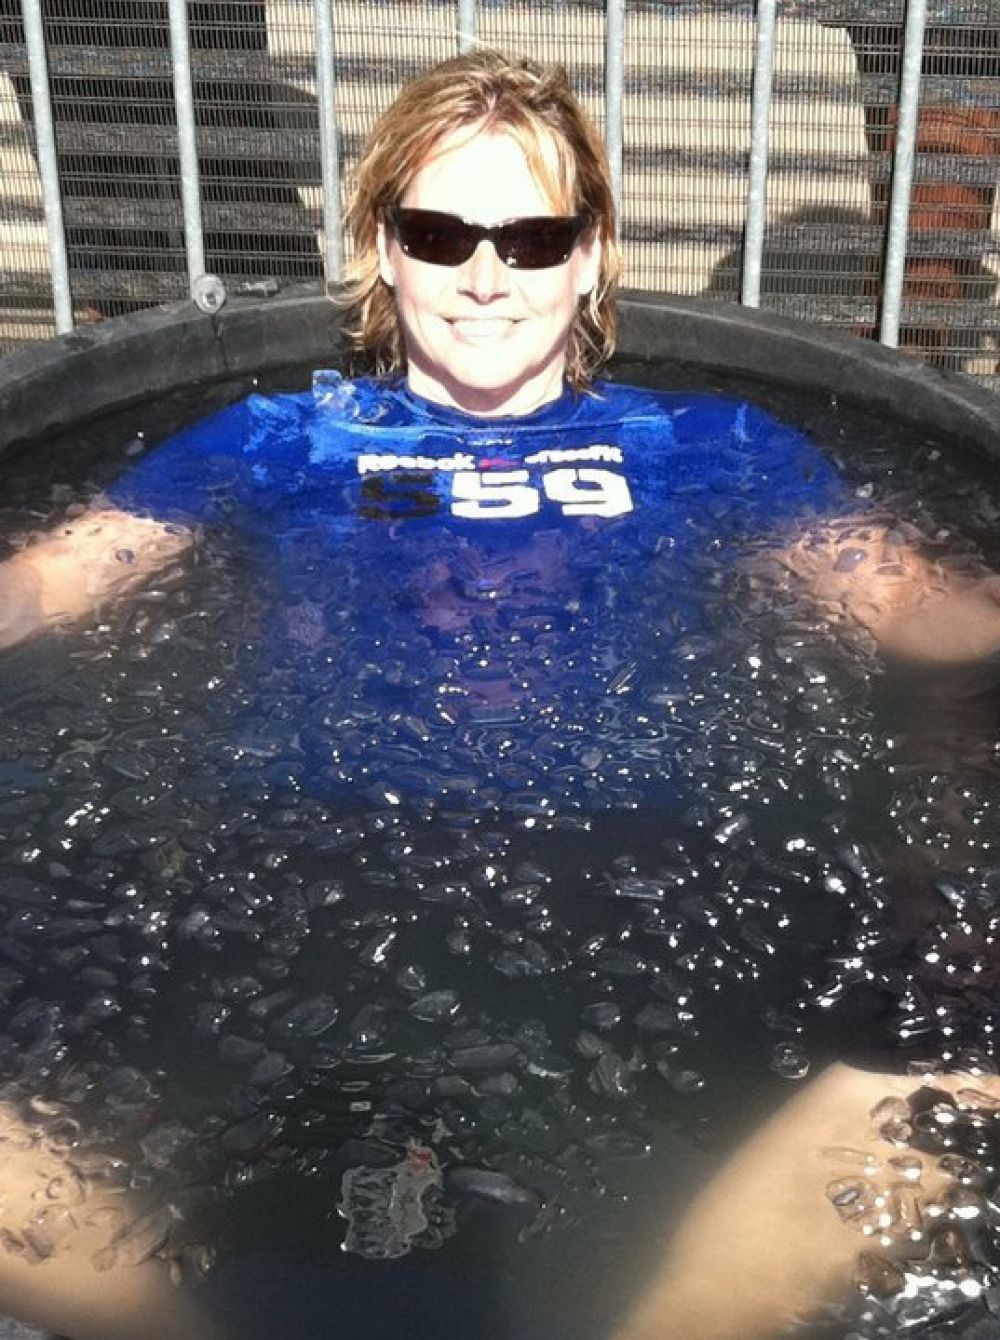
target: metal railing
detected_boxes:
[2,1,999,384]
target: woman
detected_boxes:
[0,47,999,1340]
[2,52,997,661]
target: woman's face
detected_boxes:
[377,126,600,417]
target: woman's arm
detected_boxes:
[0,506,193,650]
[776,519,1000,666]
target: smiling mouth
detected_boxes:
[447,318,518,340]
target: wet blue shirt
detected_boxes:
[107,374,846,811]
[109,373,838,527]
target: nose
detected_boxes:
[458,239,511,301]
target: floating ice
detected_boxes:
[339,1143,449,1259]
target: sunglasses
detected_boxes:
[384,206,594,270]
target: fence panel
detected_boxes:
[0,0,998,390]
[764,4,1000,381]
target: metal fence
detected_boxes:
[1,1,999,389]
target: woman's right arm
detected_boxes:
[0,506,193,650]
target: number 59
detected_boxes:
[451,468,632,520]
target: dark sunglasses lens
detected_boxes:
[390,209,590,269]
[394,211,474,265]
[500,218,579,269]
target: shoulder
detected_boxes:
[585,378,676,421]
[587,379,806,449]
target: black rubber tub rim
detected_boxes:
[0,286,998,457]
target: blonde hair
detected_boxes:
[341,49,622,389]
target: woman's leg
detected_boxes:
[614,1063,1000,1340]
[0,1104,220,1340]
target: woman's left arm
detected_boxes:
[775,518,1000,666]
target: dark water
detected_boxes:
[2,358,1000,1339]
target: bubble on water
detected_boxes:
[450,1043,521,1074]
[585,1131,651,1161]
[588,1051,636,1101]
[854,1251,906,1299]
[887,1155,922,1183]
[304,879,346,909]
[246,990,295,1023]
[492,941,552,979]
[635,1002,690,1036]
[955,1088,1000,1113]
[69,1152,131,1189]
[574,1031,607,1060]
[595,948,648,979]
[928,1223,971,1269]
[665,1069,705,1096]
[248,1052,295,1088]
[348,1005,387,1049]
[938,1154,985,1187]
[139,1122,196,1170]
[431,1075,474,1103]
[83,992,122,1021]
[445,1167,542,1211]
[196,1002,232,1037]
[395,964,428,996]
[45,1171,85,1205]
[271,995,339,1039]
[220,1110,284,1156]
[112,1204,181,1267]
[498,884,542,912]
[23,1204,78,1261]
[581,1002,622,1031]
[211,975,263,1004]
[770,1042,810,1080]
[478,1072,519,1098]
[827,1176,876,1223]
[512,1020,553,1058]
[360,929,398,969]
[83,1205,125,1232]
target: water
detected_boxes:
[1,359,1000,1338]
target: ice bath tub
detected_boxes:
[0,294,999,1340]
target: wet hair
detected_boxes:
[341,48,622,389]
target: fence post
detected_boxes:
[168,0,217,307]
[741,0,777,308]
[22,0,73,334]
[880,0,927,348]
[315,0,344,285]
[605,0,625,223]
[458,0,477,53]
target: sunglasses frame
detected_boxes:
[383,206,595,271]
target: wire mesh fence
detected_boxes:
[0,0,998,389]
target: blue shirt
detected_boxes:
[107,374,845,812]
